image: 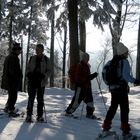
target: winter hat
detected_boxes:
[81,52,89,61]
[12,42,22,51]
[36,44,44,50]
[116,42,128,55]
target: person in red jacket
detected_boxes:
[65,52,98,118]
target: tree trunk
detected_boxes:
[50,10,55,87]
[79,20,86,52]
[20,34,24,91]
[111,3,122,56]
[23,5,33,92]
[62,25,67,88]
[9,0,14,53]
[136,17,140,80]
[68,0,79,66]
[0,0,2,41]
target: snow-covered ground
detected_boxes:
[0,86,140,140]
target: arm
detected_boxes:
[122,59,135,83]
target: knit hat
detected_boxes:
[116,42,128,55]
[81,52,89,61]
[12,42,22,51]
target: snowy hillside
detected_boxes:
[0,87,140,140]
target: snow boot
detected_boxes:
[25,115,32,123]
[122,133,137,140]
[97,130,117,138]
[8,108,19,117]
[37,116,44,122]
[86,114,101,120]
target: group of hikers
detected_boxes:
[1,41,140,140]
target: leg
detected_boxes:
[84,87,95,116]
[66,86,83,114]
[26,84,36,116]
[120,87,130,134]
[6,88,18,111]
[102,91,119,131]
[37,87,45,118]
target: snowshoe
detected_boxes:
[86,114,101,120]
[122,133,138,140]
[96,130,117,139]
[64,112,78,119]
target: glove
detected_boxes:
[134,79,140,86]
[91,72,98,79]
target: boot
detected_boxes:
[25,115,32,122]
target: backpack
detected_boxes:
[68,64,78,90]
[102,56,123,86]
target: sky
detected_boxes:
[86,19,139,54]
[0,86,140,140]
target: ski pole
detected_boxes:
[96,77,108,112]
[43,104,47,122]
[80,101,84,120]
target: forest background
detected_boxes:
[0,0,140,91]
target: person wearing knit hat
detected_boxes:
[12,42,22,51]
[102,42,140,139]
[116,42,128,56]
[1,41,22,117]
[65,52,98,119]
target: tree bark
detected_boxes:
[79,20,86,52]
[68,0,79,66]
[50,10,55,87]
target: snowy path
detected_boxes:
[0,87,139,140]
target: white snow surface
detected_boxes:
[0,86,140,140]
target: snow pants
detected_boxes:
[66,85,94,116]
[27,83,45,117]
[5,88,18,111]
[102,85,131,134]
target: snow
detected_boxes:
[0,86,140,140]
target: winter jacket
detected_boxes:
[109,58,136,91]
[1,52,22,91]
[75,61,95,88]
[27,55,51,87]
[120,59,135,83]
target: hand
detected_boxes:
[90,72,98,80]
[134,79,140,86]
[41,74,45,79]
[92,72,98,78]
[93,72,98,77]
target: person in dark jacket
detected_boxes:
[26,44,51,122]
[65,52,98,118]
[1,42,22,116]
[102,42,140,139]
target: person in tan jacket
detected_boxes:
[26,44,51,122]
